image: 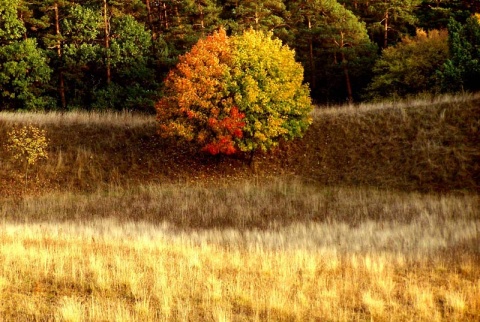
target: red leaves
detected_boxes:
[202,107,245,155]
[202,136,236,155]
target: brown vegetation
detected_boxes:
[1,93,479,198]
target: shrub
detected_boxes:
[156,28,312,156]
[6,124,49,185]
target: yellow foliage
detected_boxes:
[6,125,49,166]
[156,28,313,155]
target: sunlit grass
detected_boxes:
[0,218,478,321]
[0,181,479,320]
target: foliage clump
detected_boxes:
[368,29,449,99]
[156,28,312,156]
[7,125,49,166]
[6,124,49,185]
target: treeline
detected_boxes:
[0,0,479,111]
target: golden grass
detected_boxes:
[0,181,479,321]
[0,219,478,321]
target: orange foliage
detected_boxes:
[156,28,241,153]
[203,107,245,155]
[156,28,312,156]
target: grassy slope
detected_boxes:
[1,93,479,198]
[0,94,479,321]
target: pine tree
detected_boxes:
[0,0,52,110]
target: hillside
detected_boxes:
[1,94,479,198]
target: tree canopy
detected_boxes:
[156,28,312,156]
[0,0,479,111]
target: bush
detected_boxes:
[156,28,312,156]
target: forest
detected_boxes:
[0,0,479,112]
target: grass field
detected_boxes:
[0,94,479,321]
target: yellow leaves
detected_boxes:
[156,27,313,155]
[6,125,49,166]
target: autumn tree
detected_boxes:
[156,28,312,157]
[368,29,449,98]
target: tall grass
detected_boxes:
[0,180,479,321]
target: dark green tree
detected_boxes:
[286,0,377,103]
[416,0,480,31]
[439,16,480,92]
[368,29,449,98]
[220,0,287,35]
[340,0,421,48]
[0,0,52,110]
[93,15,157,111]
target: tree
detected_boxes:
[415,0,480,31]
[156,28,312,157]
[0,0,26,41]
[286,0,376,103]
[93,14,157,111]
[0,0,52,110]
[61,3,103,108]
[220,0,286,34]
[340,0,421,48]
[439,16,480,92]
[368,29,449,98]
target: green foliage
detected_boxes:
[368,29,449,98]
[156,28,312,156]
[1,0,478,110]
[340,0,421,48]
[222,0,286,34]
[286,0,377,102]
[415,0,479,31]
[0,0,26,41]
[93,15,158,111]
[439,16,480,92]
[0,39,53,110]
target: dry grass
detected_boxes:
[0,181,479,320]
[1,92,479,198]
[1,93,479,320]
[0,179,480,321]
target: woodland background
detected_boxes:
[1,0,480,112]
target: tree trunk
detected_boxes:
[307,16,316,90]
[342,51,353,105]
[384,9,389,48]
[145,0,153,30]
[103,0,111,84]
[163,2,169,29]
[340,32,353,104]
[54,3,66,109]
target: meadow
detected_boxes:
[0,94,479,321]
